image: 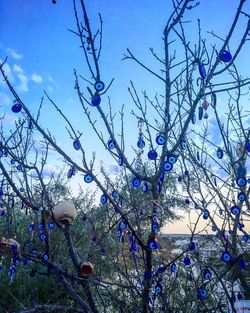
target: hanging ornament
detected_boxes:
[197,151,200,161]
[94,81,105,92]
[204,112,209,119]
[155,283,163,295]
[198,106,203,120]
[137,137,145,149]
[231,205,240,216]
[189,242,196,251]
[167,154,178,164]
[73,139,81,150]
[245,141,250,153]
[131,177,141,188]
[203,268,212,280]
[180,138,187,150]
[221,251,232,263]
[219,50,232,63]
[100,194,108,205]
[162,161,173,172]
[91,95,101,106]
[170,263,176,273]
[237,163,247,178]
[80,262,94,278]
[202,100,209,110]
[107,138,116,150]
[198,63,206,79]
[143,182,148,193]
[192,112,196,124]
[216,148,223,159]
[198,288,208,300]
[203,209,209,220]
[238,192,246,202]
[147,150,158,160]
[183,256,191,266]
[84,174,93,183]
[11,103,22,113]
[156,134,166,145]
[236,177,247,187]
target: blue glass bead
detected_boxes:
[38,223,44,230]
[0,210,5,216]
[91,95,101,106]
[131,177,141,188]
[219,50,232,62]
[198,106,203,120]
[216,148,223,159]
[48,222,55,229]
[0,190,3,197]
[148,150,158,160]
[73,139,81,150]
[185,199,190,205]
[84,174,93,183]
[221,251,232,263]
[111,190,119,199]
[12,103,22,113]
[178,176,182,182]
[28,224,35,232]
[131,242,139,252]
[10,159,16,165]
[231,205,240,216]
[82,214,87,222]
[197,151,200,161]
[239,259,246,269]
[137,138,145,149]
[189,242,196,251]
[167,154,178,164]
[100,194,108,204]
[94,81,105,91]
[183,256,191,266]
[67,167,74,179]
[162,161,173,172]
[237,293,243,300]
[192,112,196,124]
[203,268,212,280]
[156,134,166,145]
[184,170,189,176]
[117,230,121,238]
[0,149,3,157]
[246,142,250,153]
[39,233,46,241]
[118,156,123,166]
[180,139,187,150]
[144,271,152,279]
[152,222,159,232]
[237,164,247,178]
[118,221,127,230]
[42,254,49,262]
[170,263,176,273]
[242,235,249,243]
[143,182,148,192]
[155,283,163,295]
[107,139,116,150]
[198,63,206,79]
[236,177,247,187]
[148,239,159,250]
[16,164,22,171]
[212,225,216,232]
[211,93,217,107]
[198,288,208,300]
[203,209,209,220]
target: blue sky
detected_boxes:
[0,0,250,233]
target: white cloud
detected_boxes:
[0,92,11,106]
[48,76,54,82]
[31,73,43,84]
[6,48,23,60]
[13,64,24,74]
[0,60,15,83]
[17,72,28,93]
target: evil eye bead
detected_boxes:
[156,134,166,145]
[170,263,176,273]
[16,164,23,171]
[38,223,44,230]
[221,251,232,263]
[159,173,165,182]
[155,283,163,295]
[238,222,244,231]
[94,80,105,92]
[219,50,232,63]
[118,156,123,166]
[162,161,173,172]
[211,93,217,107]
[236,177,247,187]
[184,170,189,175]
[231,205,240,216]
[0,209,5,216]
[48,222,55,229]
[185,199,190,205]
[180,138,187,150]
[189,242,196,251]
[198,106,203,120]
[118,221,127,231]
[131,177,141,188]
[198,63,206,79]
[183,256,191,266]
[203,209,209,220]
[28,224,35,232]
[67,167,74,179]
[111,190,119,199]
[91,95,101,106]
[137,137,145,149]
[10,159,16,165]
[107,139,116,150]
[167,154,178,164]
[152,222,159,232]
[84,174,93,183]
[239,259,246,269]
[73,139,81,150]
[216,148,223,159]
[192,112,196,124]
[148,239,159,250]
[242,235,249,243]
[211,225,216,232]
[100,194,108,204]
[238,192,246,202]
[12,103,22,113]
[42,253,49,262]
[198,288,208,300]
[148,150,158,160]
[246,141,250,153]
[39,233,47,241]
[238,292,243,300]
[203,269,212,280]
[143,182,148,193]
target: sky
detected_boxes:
[0,0,250,233]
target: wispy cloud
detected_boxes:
[6,48,23,60]
[16,72,29,92]
[31,73,43,84]
[13,64,24,74]
[0,92,11,106]
[0,60,15,83]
